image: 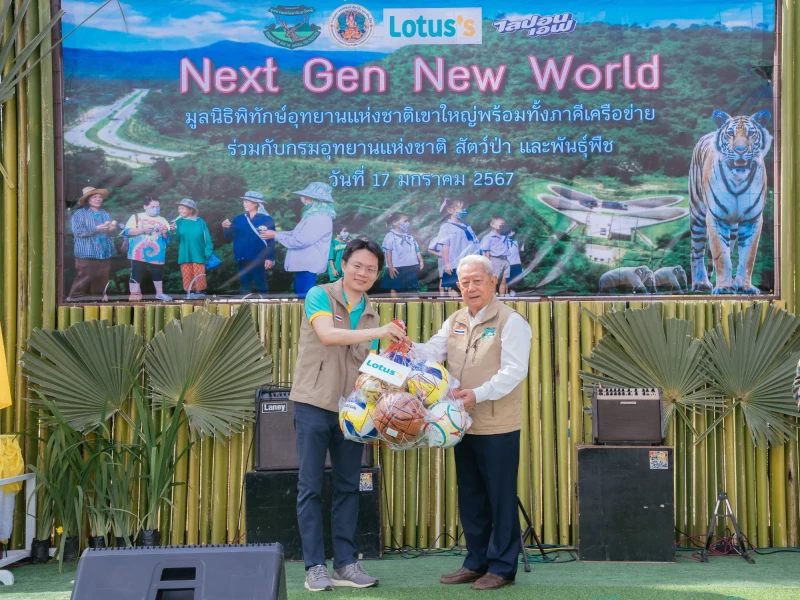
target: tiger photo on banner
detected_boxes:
[58,0,776,300]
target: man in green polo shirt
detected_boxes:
[290,238,405,591]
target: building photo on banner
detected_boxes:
[58,0,777,302]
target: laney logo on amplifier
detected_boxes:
[619,401,638,405]
[261,402,288,413]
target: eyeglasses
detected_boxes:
[346,262,378,276]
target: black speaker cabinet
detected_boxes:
[255,387,373,470]
[577,445,675,562]
[71,543,286,600]
[591,387,664,444]
[245,466,382,561]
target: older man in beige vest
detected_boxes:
[414,255,532,590]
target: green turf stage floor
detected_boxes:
[1,550,799,599]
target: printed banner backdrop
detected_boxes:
[60,0,776,301]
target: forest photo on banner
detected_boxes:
[59,0,776,300]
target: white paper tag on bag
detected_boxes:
[359,353,410,387]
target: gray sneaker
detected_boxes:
[331,562,379,588]
[305,565,333,592]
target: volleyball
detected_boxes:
[340,395,378,441]
[406,361,450,407]
[425,401,470,448]
[353,373,388,404]
[371,391,427,447]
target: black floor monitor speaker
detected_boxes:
[577,445,675,562]
[245,467,382,561]
[591,387,664,444]
[255,387,373,470]
[70,543,286,600]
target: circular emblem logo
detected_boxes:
[329,4,374,48]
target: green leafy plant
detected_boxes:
[145,307,273,439]
[698,304,800,448]
[105,442,141,546]
[581,304,725,432]
[27,399,86,571]
[134,386,191,534]
[21,320,144,431]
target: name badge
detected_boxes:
[359,353,410,387]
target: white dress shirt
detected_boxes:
[413,303,532,403]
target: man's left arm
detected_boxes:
[472,313,532,403]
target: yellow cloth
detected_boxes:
[0,437,23,493]
[0,324,10,411]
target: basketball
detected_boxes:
[353,373,388,404]
[425,401,470,448]
[339,394,378,441]
[371,391,427,447]
[406,361,450,407]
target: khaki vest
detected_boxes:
[447,298,522,435]
[290,280,379,412]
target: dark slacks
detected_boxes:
[454,430,521,580]
[294,401,363,570]
[236,260,269,294]
[69,257,111,299]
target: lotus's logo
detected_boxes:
[264,5,321,49]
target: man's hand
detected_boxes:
[454,388,477,412]
[264,259,273,269]
[261,229,277,240]
[378,322,408,343]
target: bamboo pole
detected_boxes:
[429,303,445,547]
[693,305,708,536]
[770,445,788,547]
[540,302,557,544]
[404,302,421,547]
[783,0,796,310]
[443,300,459,547]
[390,303,406,548]
[12,82,28,546]
[568,302,581,545]
[528,302,541,537]
[787,436,798,546]
[553,302,569,544]
[756,446,769,546]
[279,304,291,384]
[417,302,432,548]
[227,431,243,542]
[580,303,594,444]
[199,436,213,545]
[514,302,531,541]
[1,5,18,433]
[377,303,395,547]
[289,303,301,382]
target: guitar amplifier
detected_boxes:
[255,387,373,471]
[591,387,664,445]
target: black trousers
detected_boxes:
[294,402,363,570]
[454,430,520,580]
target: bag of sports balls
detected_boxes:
[339,320,472,450]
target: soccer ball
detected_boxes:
[425,401,470,448]
[371,392,427,447]
[353,373,388,404]
[340,395,378,441]
[406,361,450,407]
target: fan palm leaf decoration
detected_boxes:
[699,304,800,448]
[581,304,724,432]
[21,320,144,431]
[145,307,273,439]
